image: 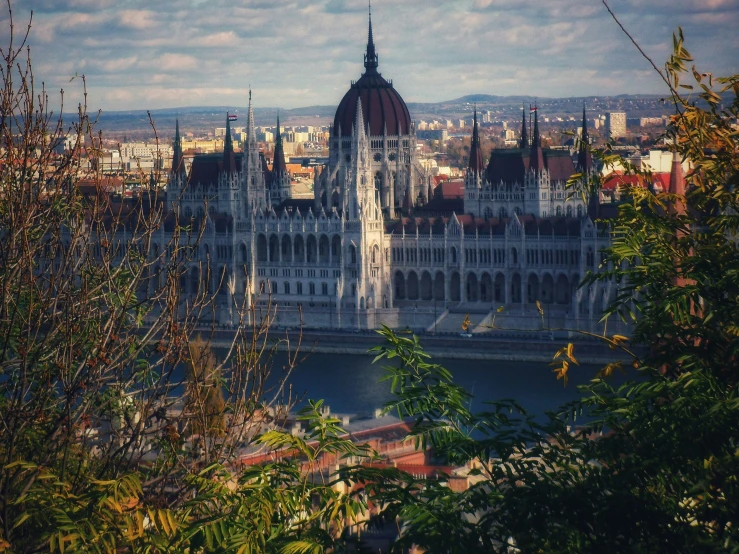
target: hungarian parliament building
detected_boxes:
[162,14,652,335]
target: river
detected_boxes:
[266,350,605,418]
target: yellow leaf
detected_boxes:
[566,343,578,365]
[552,361,569,386]
[496,306,505,313]
[536,300,544,316]
[462,314,470,332]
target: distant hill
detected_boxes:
[92,93,678,136]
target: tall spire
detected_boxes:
[364,2,378,73]
[529,105,544,172]
[519,104,528,149]
[272,113,287,178]
[246,89,256,147]
[577,102,592,171]
[223,113,237,173]
[468,106,484,173]
[172,119,186,179]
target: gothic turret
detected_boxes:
[364,6,378,73]
[519,105,528,149]
[243,90,266,213]
[468,107,484,174]
[577,103,592,172]
[465,107,484,198]
[171,119,187,181]
[223,114,237,174]
[529,106,544,172]
[270,114,291,205]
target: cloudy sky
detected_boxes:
[6,0,739,112]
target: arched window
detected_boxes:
[284,282,290,294]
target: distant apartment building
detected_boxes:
[639,117,664,127]
[606,112,627,139]
[215,126,244,137]
[416,129,448,142]
[119,142,168,160]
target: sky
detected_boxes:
[5,0,739,112]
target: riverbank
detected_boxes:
[207,328,638,365]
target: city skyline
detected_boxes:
[11,0,739,112]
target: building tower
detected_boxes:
[243,90,266,214]
[519,105,528,149]
[270,114,291,206]
[464,107,485,212]
[525,106,551,216]
[318,8,424,219]
[577,104,598,219]
[166,119,188,210]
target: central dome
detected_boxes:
[332,16,411,138]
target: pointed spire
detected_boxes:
[354,98,366,139]
[529,105,544,172]
[246,89,256,148]
[172,119,186,179]
[519,105,528,149]
[364,2,379,73]
[577,102,592,171]
[272,113,287,179]
[223,113,237,173]
[468,106,484,173]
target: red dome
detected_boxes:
[333,15,411,138]
[333,72,411,138]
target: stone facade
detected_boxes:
[160,16,630,335]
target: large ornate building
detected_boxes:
[164,14,637,335]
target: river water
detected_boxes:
[267,351,604,418]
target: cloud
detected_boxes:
[11,0,738,111]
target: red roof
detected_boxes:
[601,172,669,192]
[438,180,464,199]
[333,71,411,137]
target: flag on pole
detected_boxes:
[530,106,537,112]
[228,113,238,121]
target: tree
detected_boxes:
[349,29,739,553]
[0,5,301,551]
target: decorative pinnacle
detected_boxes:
[364,3,378,72]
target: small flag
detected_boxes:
[228,113,238,121]
[530,106,537,112]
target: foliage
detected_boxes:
[0,5,301,551]
[2,0,739,551]
[353,31,739,553]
